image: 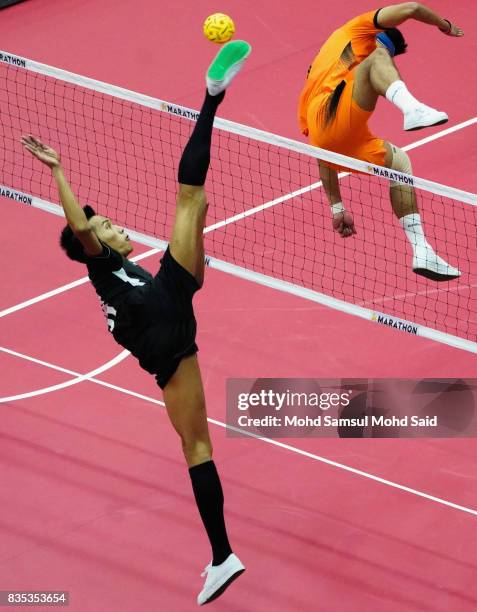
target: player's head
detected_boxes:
[376,28,407,57]
[60,205,133,262]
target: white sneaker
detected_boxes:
[197,553,245,605]
[206,40,252,96]
[404,105,448,131]
[413,246,461,281]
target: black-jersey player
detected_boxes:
[22,40,252,606]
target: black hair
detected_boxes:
[324,80,347,125]
[323,42,355,125]
[385,28,408,56]
[59,205,97,263]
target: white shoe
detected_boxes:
[413,246,461,281]
[206,40,252,96]
[197,553,245,605]
[404,105,448,131]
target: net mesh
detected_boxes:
[1,55,476,343]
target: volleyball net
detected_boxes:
[1,50,476,352]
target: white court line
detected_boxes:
[0,346,130,402]
[204,178,324,233]
[0,246,161,319]
[1,344,476,518]
[360,283,477,308]
[402,117,477,151]
[0,277,91,319]
[205,117,477,233]
[2,116,476,320]
[0,346,162,406]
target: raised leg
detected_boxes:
[169,185,208,287]
[163,43,252,600]
[353,48,401,112]
[353,48,448,130]
[169,89,225,286]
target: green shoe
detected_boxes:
[206,40,252,95]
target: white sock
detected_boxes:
[399,213,430,254]
[386,80,422,114]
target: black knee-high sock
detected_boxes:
[178,90,225,186]
[189,460,233,566]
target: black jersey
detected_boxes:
[85,243,200,388]
[86,242,153,330]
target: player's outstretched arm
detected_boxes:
[21,135,102,256]
[318,161,357,238]
[377,2,463,36]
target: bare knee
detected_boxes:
[387,143,416,216]
[386,142,413,177]
[357,48,389,78]
[178,184,207,207]
[181,436,213,467]
[369,47,393,64]
[354,51,391,111]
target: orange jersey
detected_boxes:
[298,10,383,137]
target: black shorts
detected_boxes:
[113,247,201,389]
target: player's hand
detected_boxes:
[332,211,356,238]
[439,20,464,37]
[21,135,61,168]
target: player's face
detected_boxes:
[90,215,133,256]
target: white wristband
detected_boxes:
[330,202,345,215]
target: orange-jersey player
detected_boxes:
[298,3,463,280]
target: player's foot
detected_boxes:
[206,40,251,96]
[413,246,461,281]
[403,105,448,131]
[197,553,245,605]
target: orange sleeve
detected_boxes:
[340,10,385,59]
[343,10,385,40]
